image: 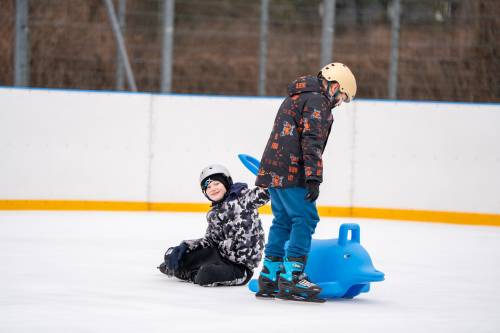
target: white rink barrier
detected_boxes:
[1,87,499,225]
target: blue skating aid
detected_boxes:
[249,223,385,299]
[238,154,260,176]
[238,155,384,299]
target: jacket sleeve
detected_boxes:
[182,235,212,253]
[239,186,270,209]
[301,94,331,183]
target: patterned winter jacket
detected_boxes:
[182,183,269,270]
[255,75,335,188]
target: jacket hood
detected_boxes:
[226,182,248,201]
[287,75,325,97]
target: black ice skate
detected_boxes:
[255,256,283,298]
[276,256,325,303]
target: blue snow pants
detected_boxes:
[264,187,320,258]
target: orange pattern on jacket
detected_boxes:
[255,75,335,189]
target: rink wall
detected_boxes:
[1,87,500,226]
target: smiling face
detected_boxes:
[204,180,227,202]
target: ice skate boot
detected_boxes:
[277,256,325,303]
[255,256,283,298]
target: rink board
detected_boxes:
[1,88,500,224]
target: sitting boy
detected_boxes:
[158,164,269,286]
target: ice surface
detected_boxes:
[1,211,499,332]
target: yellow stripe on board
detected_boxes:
[150,202,211,213]
[0,200,149,211]
[350,207,500,227]
[0,200,499,226]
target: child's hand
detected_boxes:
[167,243,188,270]
[305,180,320,202]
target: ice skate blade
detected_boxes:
[255,291,277,299]
[276,292,326,303]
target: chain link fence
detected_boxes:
[1,0,499,101]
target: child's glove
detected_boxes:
[305,180,320,202]
[166,243,188,271]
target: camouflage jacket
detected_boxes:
[182,183,269,270]
[255,75,335,188]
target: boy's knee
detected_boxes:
[194,263,247,286]
[194,263,221,286]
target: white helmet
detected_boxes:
[199,164,233,189]
[318,62,357,102]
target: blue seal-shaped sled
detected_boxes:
[248,223,385,299]
[238,154,384,299]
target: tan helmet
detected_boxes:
[319,62,357,102]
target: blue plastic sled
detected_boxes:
[238,154,385,299]
[238,154,260,176]
[248,223,385,299]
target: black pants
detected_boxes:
[169,247,252,286]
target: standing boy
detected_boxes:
[255,63,357,302]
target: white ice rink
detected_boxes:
[1,211,499,332]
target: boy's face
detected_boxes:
[324,81,348,107]
[205,180,227,202]
[329,82,348,107]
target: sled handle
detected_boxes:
[238,154,260,176]
[339,223,360,246]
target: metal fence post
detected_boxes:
[258,0,269,96]
[161,0,175,93]
[103,0,137,92]
[320,0,335,66]
[116,0,127,91]
[14,0,29,87]
[389,0,401,99]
